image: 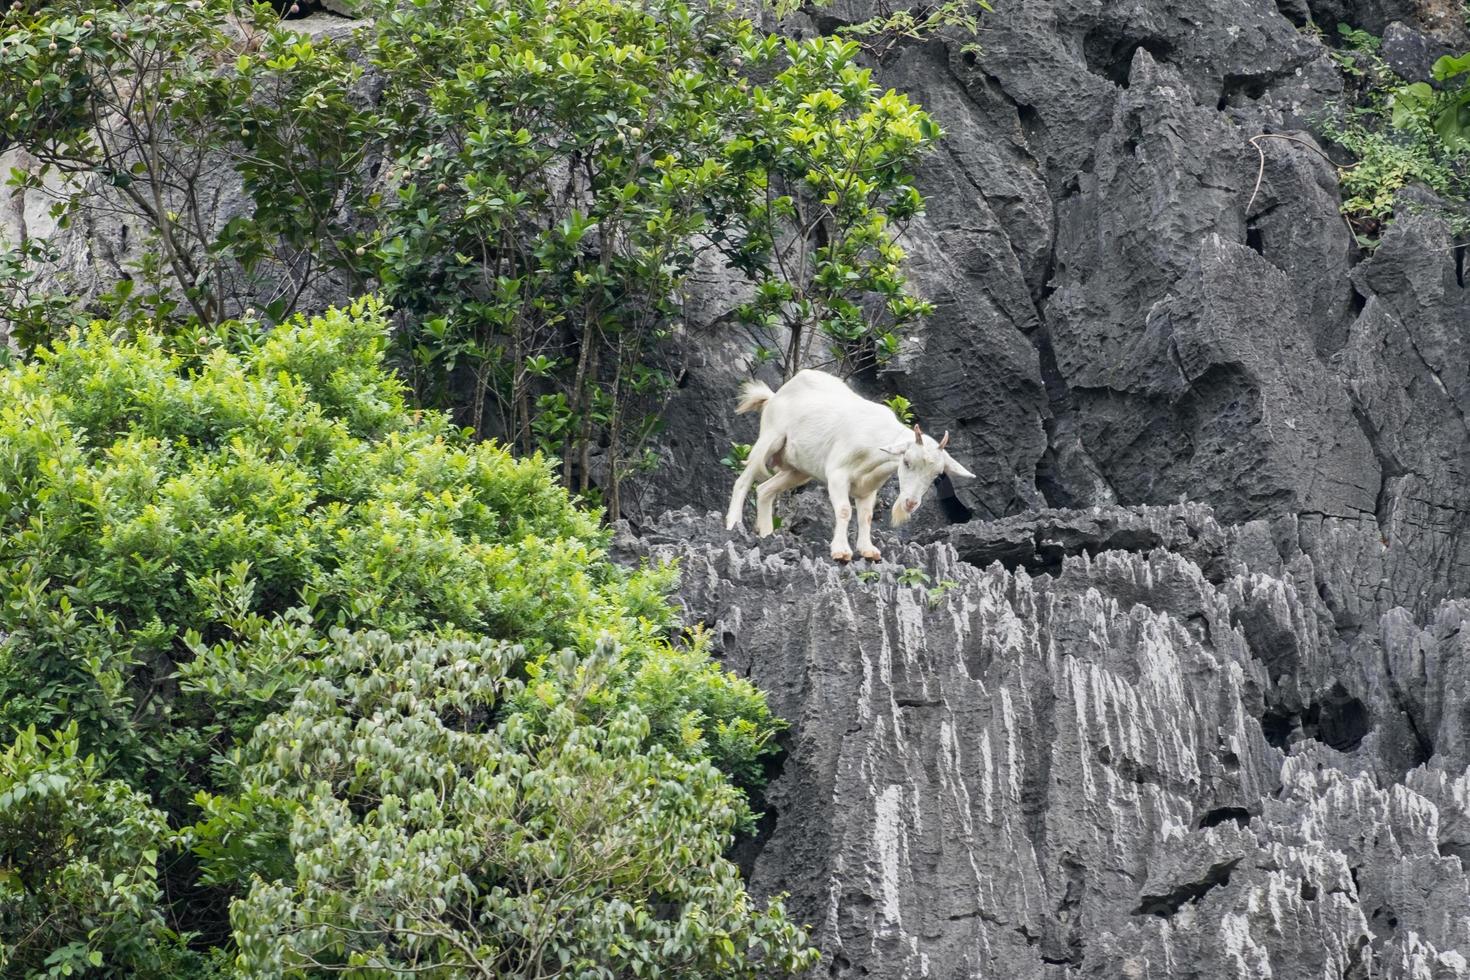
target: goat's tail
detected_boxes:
[735,379,775,415]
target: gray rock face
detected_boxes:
[619,507,1470,979]
[1339,212,1470,613]
[1380,21,1459,81]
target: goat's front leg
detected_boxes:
[827,475,853,561]
[854,491,880,561]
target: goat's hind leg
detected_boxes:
[725,433,782,531]
[755,467,809,537]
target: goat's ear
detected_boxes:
[879,439,911,457]
[942,453,976,479]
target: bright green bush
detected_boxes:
[0,300,802,972]
[0,298,669,792]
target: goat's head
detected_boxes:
[884,424,976,525]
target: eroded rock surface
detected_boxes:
[619,508,1470,978]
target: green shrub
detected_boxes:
[515,625,783,791]
[1321,24,1470,239]
[0,298,669,793]
[0,299,801,971]
[225,633,816,977]
[1329,124,1465,222]
[1389,52,1470,149]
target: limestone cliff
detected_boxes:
[620,507,1470,978]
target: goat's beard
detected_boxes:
[891,501,912,526]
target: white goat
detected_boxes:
[725,369,976,561]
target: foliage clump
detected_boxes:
[1321,23,1470,240]
[0,301,810,974]
[0,299,659,787]
[0,724,180,976]
[228,633,812,977]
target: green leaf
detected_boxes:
[1431,52,1470,81]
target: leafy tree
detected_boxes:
[366,0,745,507]
[1,0,943,514]
[722,34,936,380]
[0,300,802,971]
[0,0,369,332]
[368,0,938,510]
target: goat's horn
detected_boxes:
[913,423,923,444]
[939,431,950,450]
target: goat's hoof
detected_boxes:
[726,518,744,533]
[831,548,853,562]
[859,547,882,561]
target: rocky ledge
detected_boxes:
[617,505,1470,979]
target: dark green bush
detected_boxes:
[226,633,815,976]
